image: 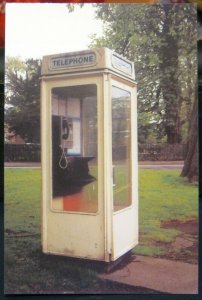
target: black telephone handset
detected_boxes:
[62,118,70,140]
[59,117,72,169]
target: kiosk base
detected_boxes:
[42,250,133,273]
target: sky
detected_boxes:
[5,3,104,60]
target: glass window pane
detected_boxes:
[51,84,98,213]
[112,86,131,211]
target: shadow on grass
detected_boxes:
[5,237,162,294]
[5,234,99,294]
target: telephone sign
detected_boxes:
[112,53,133,76]
[50,52,96,70]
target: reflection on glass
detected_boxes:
[112,86,131,211]
[51,85,98,213]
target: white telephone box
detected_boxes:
[41,48,138,262]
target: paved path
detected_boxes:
[100,255,198,294]
[4,161,184,170]
[4,162,41,168]
[139,163,183,170]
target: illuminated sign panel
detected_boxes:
[50,53,96,70]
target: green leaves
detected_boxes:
[5,57,41,143]
[91,4,197,144]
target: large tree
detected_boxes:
[5,57,41,143]
[87,4,197,144]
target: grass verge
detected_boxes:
[4,168,198,293]
[134,169,198,258]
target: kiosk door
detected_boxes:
[111,80,138,260]
[41,78,106,261]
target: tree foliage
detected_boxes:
[5,57,41,143]
[89,4,197,144]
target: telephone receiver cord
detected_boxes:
[59,146,69,169]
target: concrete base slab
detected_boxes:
[99,255,198,294]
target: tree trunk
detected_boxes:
[181,38,200,182]
[181,94,198,182]
[160,6,182,144]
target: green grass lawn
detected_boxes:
[4,167,198,293]
[5,168,41,234]
[136,169,198,257]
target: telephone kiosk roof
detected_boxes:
[41,47,135,81]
